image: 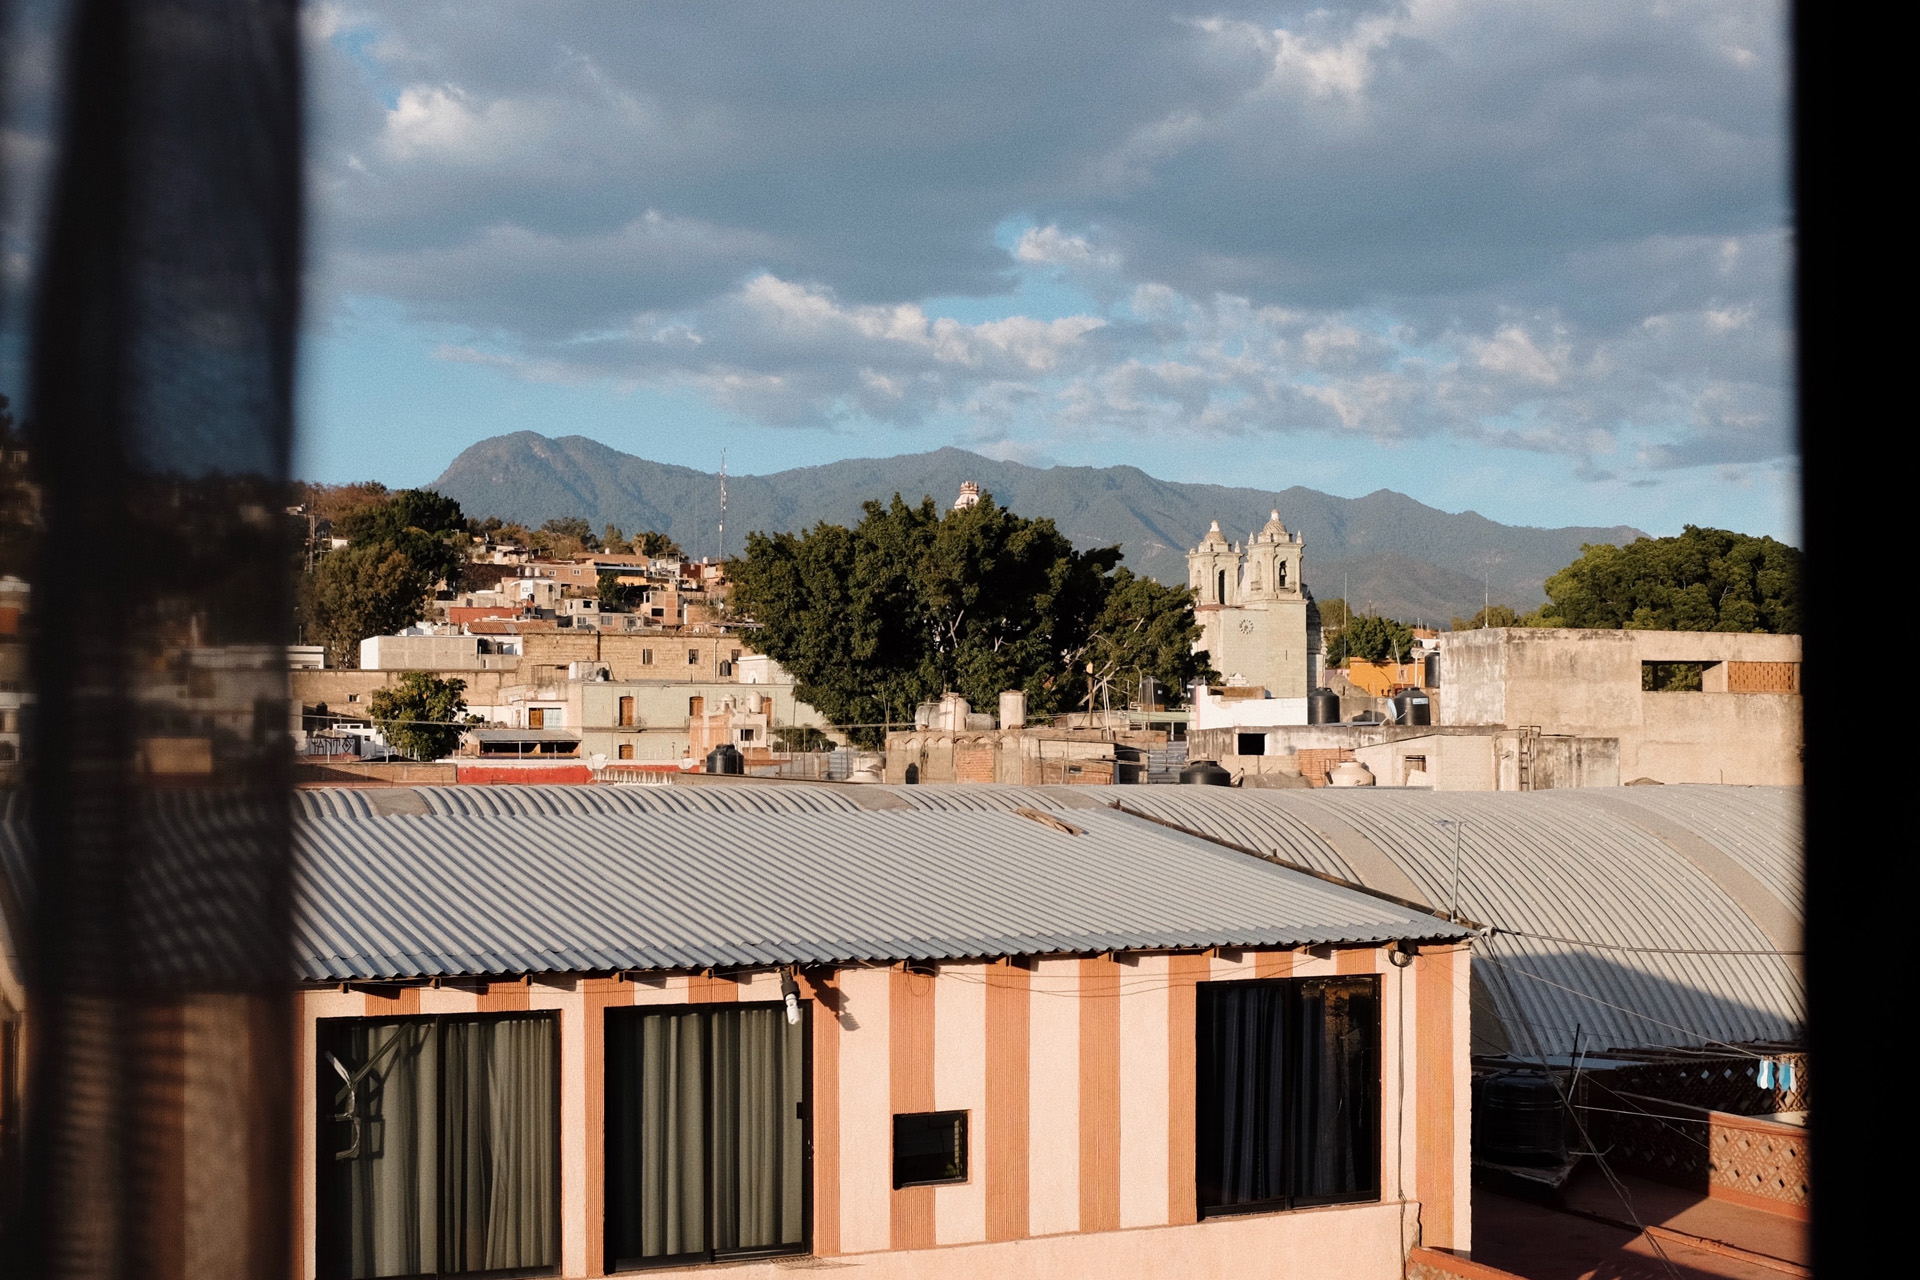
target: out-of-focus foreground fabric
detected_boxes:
[0,1,302,1277]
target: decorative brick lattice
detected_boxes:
[1727,661,1800,693]
[1712,1122,1809,1209]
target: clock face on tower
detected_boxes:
[1237,618,1256,633]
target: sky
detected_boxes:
[6,0,1797,540]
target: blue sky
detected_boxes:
[10,1,1798,539]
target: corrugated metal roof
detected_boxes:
[289,790,1461,982]
[6,781,1803,1058]
[1101,785,1803,1056]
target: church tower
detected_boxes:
[1243,510,1303,601]
[1188,521,1240,607]
[1186,511,1313,699]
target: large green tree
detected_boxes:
[298,487,471,664]
[1327,613,1413,665]
[727,494,1212,743]
[301,545,434,667]
[369,671,474,760]
[1533,526,1802,633]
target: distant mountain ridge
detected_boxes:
[430,432,1645,622]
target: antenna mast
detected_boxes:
[718,448,728,562]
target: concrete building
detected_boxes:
[1186,512,1316,698]
[1438,628,1802,786]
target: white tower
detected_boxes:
[1187,511,1312,699]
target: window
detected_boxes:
[1236,732,1266,757]
[718,661,733,677]
[641,648,654,665]
[1403,755,1427,784]
[1216,569,1226,604]
[528,707,545,729]
[730,649,741,662]
[689,696,704,717]
[1277,561,1287,588]
[738,727,755,742]
[1642,661,1709,691]
[317,1014,558,1279]
[604,1004,808,1269]
[619,696,635,727]
[618,743,634,760]
[893,1110,967,1188]
[1195,977,1379,1218]
[687,649,700,666]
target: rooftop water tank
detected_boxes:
[1179,759,1232,786]
[1328,760,1376,787]
[1307,688,1341,725]
[1474,1071,1566,1167]
[705,743,744,775]
[1392,689,1432,726]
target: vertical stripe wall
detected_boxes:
[290,944,1471,1277]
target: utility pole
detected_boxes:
[718,448,728,562]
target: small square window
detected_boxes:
[641,648,653,665]
[893,1110,968,1188]
[687,649,700,665]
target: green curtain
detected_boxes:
[607,1005,805,1267]
[319,1015,556,1279]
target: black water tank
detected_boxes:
[705,743,744,775]
[1425,651,1440,688]
[1393,688,1433,726]
[1178,759,1232,786]
[1307,688,1341,725]
[1474,1071,1566,1167]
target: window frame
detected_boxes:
[1193,975,1382,1221]
[314,1010,563,1280]
[602,999,814,1273]
[891,1109,970,1189]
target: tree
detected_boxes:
[634,529,682,559]
[601,524,634,554]
[1533,526,1802,633]
[300,545,433,667]
[369,671,474,760]
[1314,596,1354,636]
[1450,604,1522,631]
[333,487,471,589]
[530,516,597,558]
[727,493,1208,744]
[1074,569,1212,710]
[1327,613,1413,666]
[597,571,642,612]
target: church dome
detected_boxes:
[1197,519,1231,549]
[1258,508,1288,540]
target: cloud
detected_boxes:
[286,0,1792,479]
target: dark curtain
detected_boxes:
[0,0,303,1275]
[317,1016,556,1280]
[1196,977,1379,1216]
[605,1005,806,1268]
[1290,979,1379,1203]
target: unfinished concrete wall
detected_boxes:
[1437,629,1802,785]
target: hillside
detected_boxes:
[430,433,1644,621]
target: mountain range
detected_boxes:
[430,433,1645,623]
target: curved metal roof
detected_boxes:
[1101,785,1803,1056]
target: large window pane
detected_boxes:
[317,1014,558,1279]
[605,1003,807,1270]
[1195,977,1379,1217]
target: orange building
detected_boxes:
[291,784,1471,1279]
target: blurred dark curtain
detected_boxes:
[0,0,302,1277]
